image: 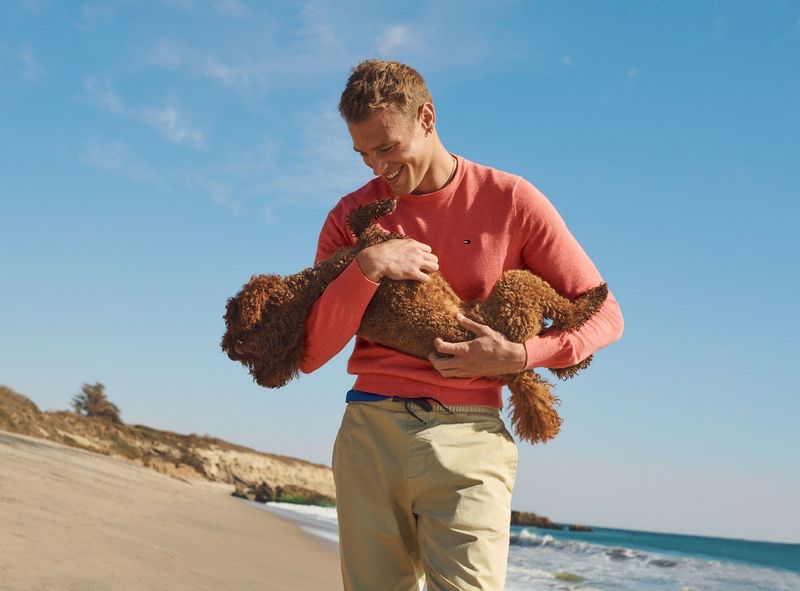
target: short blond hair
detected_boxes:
[338,60,433,123]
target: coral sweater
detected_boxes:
[300,155,623,408]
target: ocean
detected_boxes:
[254,502,800,591]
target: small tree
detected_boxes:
[71,382,122,424]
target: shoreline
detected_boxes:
[0,430,342,591]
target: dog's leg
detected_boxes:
[544,283,607,379]
[549,356,594,380]
[471,269,560,342]
[547,283,608,332]
[346,198,398,237]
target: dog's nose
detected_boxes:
[229,340,250,360]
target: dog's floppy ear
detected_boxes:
[347,198,398,236]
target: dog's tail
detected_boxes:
[507,371,562,444]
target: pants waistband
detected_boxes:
[345,389,500,416]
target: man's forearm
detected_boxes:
[299,261,379,374]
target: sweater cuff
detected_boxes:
[523,333,568,370]
[353,256,381,286]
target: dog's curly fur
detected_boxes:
[221,198,607,444]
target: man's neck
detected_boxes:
[412,144,457,195]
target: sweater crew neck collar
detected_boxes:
[393,154,465,202]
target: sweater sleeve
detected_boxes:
[299,206,380,374]
[512,179,624,369]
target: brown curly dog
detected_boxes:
[221,198,607,444]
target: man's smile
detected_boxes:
[385,167,402,181]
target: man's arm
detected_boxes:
[428,293,623,377]
[429,178,623,377]
[299,206,376,374]
[514,178,624,370]
[300,205,440,374]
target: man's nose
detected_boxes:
[370,156,388,176]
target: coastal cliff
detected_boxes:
[0,385,335,505]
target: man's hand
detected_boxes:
[356,239,439,282]
[428,314,527,378]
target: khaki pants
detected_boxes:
[332,399,518,591]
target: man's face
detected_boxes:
[347,106,434,196]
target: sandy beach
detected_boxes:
[0,430,342,591]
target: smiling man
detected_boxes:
[300,60,623,591]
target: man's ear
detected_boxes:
[418,102,436,131]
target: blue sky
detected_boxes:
[1,1,798,544]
